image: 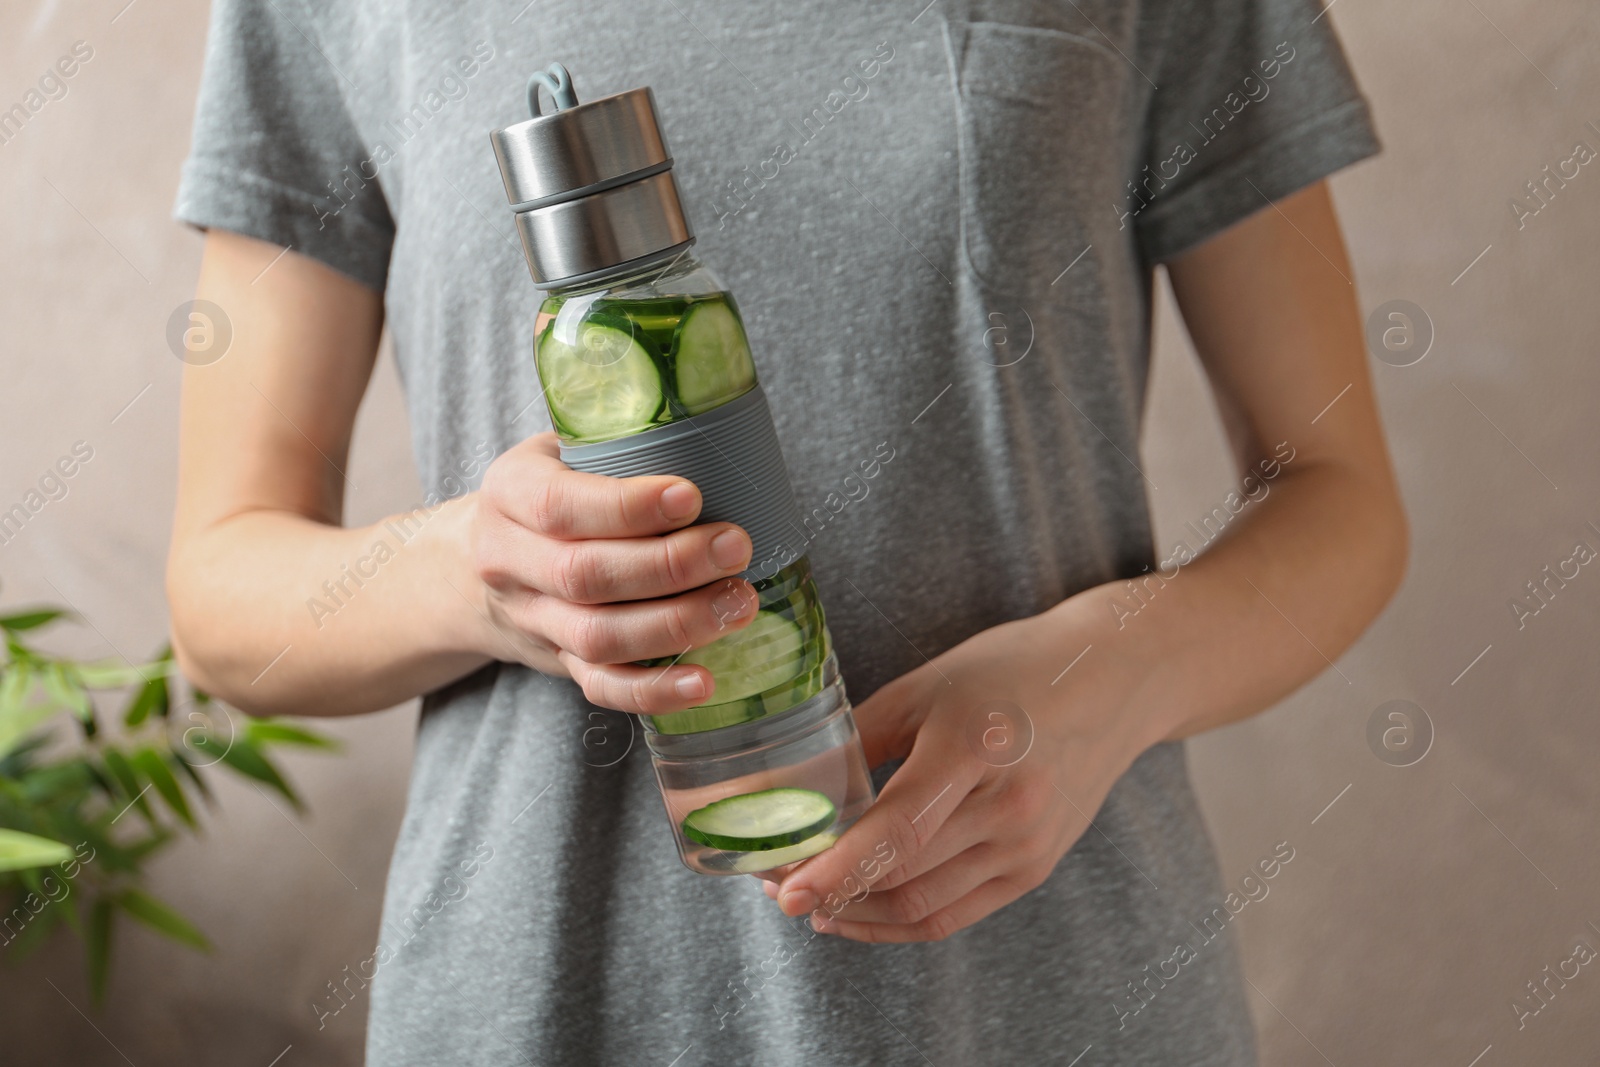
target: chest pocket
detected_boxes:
[943,20,1127,308]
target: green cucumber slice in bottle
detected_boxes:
[680,611,804,704]
[725,831,838,873]
[672,300,757,415]
[537,317,664,439]
[682,788,837,852]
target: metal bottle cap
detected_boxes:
[490,64,695,288]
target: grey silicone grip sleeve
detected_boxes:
[557,385,805,582]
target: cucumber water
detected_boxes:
[498,81,875,877]
[533,280,831,734]
[682,788,836,852]
[535,291,757,445]
[647,557,832,735]
[535,314,664,440]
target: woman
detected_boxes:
[168,0,1406,1061]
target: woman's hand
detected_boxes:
[472,433,759,715]
[760,183,1409,940]
[764,594,1160,943]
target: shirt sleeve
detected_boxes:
[173,0,394,290]
[1133,0,1380,264]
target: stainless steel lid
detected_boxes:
[490,64,694,288]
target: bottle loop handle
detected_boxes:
[527,63,579,116]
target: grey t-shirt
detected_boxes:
[176,1,1377,1063]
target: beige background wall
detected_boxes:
[3,0,1597,1063]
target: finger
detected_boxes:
[847,796,990,894]
[763,790,987,899]
[530,577,758,664]
[528,522,751,604]
[751,861,799,886]
[486,434,703,539]
[775,726,982,919]
[849,669,932,769]
[751,677,937,889]
[822,876,1025,943]
[559,654,714,715]
[816,843,999,928]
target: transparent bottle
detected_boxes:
[493,65,875,874]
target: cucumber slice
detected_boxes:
[681,611,804,704]
[725,831,838,873]
[652,659,825,735]
[537,318,664,440]
[672,300,757,415]
[683,788,836,852]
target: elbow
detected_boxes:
[167,560,229,708]
[168,613,285,718]
[166,549,275,717]
[1368,479,1410,615]
[168,625,233,712]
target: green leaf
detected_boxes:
[0,828,74,872]
[4,893,62,963]
[42,663,92,720]
[122,670,169,728]
[74,660,150,690]
[215,736,300,809]
[0,704,56,760]
[100,748,154,827]
[0,609,65,633]
[18,867,83,939]
[18,866,46,898]
[20,759,97,807]
[169,751,213,805]
[116,888,210,952]
[46,819,109,873]
[130,748,195,829]
[121,829,173,864]
[0,732,50,777]
[87,898,113,1004]
[0,662,35,713]
[247,719,340,751]
[80,759,116,799]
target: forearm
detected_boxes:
[166,233,735,720]
[1054,456,1407,746]
[769,453,1406,942]
[168,494,502,717]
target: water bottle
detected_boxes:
[489,64,875,875]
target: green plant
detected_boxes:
[0,603,336,1003]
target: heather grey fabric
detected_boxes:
[175,1,1377,1062]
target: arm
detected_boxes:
[769,181,1407,939]
[1110,177,1409,741]
[167,231,758,717]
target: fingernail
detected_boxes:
[675,673,706,701]
[778,888,817,917]
[711,583,756,624]
[810,911,836,934]
[660,482,698,521]
[709,529,750,570]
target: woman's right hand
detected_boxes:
[470,432,758,715]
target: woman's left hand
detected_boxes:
[763,594,1162,942]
